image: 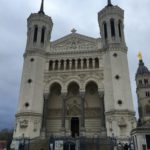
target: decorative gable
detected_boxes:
[50,33,97,52]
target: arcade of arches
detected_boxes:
[43,81,105,137]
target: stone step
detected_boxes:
[29,137,113,150]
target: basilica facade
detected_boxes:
[13,0,137,147]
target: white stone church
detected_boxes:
[11,0,144,149]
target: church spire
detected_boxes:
[107,0,113,6]
[38,0,45,14]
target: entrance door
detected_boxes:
[64,142,75,150]
[71,117,79,138]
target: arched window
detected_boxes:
[67,82,80,96]
[86,82,98,95]
[55,60,58,70]
[50,83,61,96]
[110,19,115,37]
[95,58,99,68]
[103,22,108,39]
[72,59,75,69]
[49,60,53,70]
[60,60,64,70]
[118,20,122,38]
[77,59,81,69]
[83,59,87,69]
[41,27,46,43]
[66,59,70,70]
[33,26,38,42]
[89,58,93,69]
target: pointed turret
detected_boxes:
[38,0,45,14]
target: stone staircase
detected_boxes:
[29,138,49,150]
[28,137,114,150]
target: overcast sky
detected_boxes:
[0,0,150,130]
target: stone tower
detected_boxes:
[14,0,53,139]
[98,0,136,138]
[136,54,150,125]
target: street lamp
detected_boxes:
[128,137,135,150]
[18,134,30,150]
[111,133,117,150]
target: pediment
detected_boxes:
[50,33,97,52]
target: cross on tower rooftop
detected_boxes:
[71,28,77,33]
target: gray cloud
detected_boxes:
[0,0,150,129]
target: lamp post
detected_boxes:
[128,137,135,150]
[111,134,117,150]
[117,142,122,150]
[18,134,30,150]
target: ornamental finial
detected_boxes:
[138,52,143,61]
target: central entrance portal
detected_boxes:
[71,117,79,138]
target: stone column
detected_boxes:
[98,91,107,137]
[114,19,120,43]
[41,93,49,138]
[81,59,83,69]
[80,93,86,135]
[87,59,89,69]
[64,60,67,70]
[69,61,72,70]
[52,61,55,70]
[92,59,95,69]
[75,59,78,70]
[61,93,66,134]
[58,60,61,70]
[98,58,101,68]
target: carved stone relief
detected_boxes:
[33,119,40,132]
[66,99,81,116]
[20,119,28,128]
[50,36,97,52]
[118,117,127,127]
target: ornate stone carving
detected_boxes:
[33,119,40,132]
[20,119,28,128]
[67,105,81,116]
[50,34,97,52]
[118,117,127,127]
[67,100,81,116]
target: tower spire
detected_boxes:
[107,0,113,6]
[38,0,45,14]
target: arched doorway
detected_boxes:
[67,82,81,138]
